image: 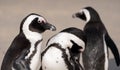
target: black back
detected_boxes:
[83,21,107,70]
[1,32,30,70]
[82,7,120,70]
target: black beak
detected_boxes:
[43,22,56,31]
[72,12,81,18]
[72,12,86,21]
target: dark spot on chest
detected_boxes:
[56,61,59,63]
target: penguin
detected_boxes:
[41,27,86,70]
[73,6,120,70]
[1,13,56,70]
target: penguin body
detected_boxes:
[1,13,56,70]
[73,7,120,70]
[41,27,86,70]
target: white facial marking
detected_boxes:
[47,32,85,52]
[22,15,45,41]
[79,9,90,23]
[37,16,46,23]
[103,34,108,70]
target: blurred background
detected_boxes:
[0,0,120,69]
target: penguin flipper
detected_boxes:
[105,33,120,66]
[13,50,30,70]
[39,66,42,70]
[13,59,30,70]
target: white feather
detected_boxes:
[79,9,90,23]
[29,42,42,70]
[103,35,108,70]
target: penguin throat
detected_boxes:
[23,28,42,42]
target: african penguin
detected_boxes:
[1,13,56,70]
[73,6,120,70]
[41,27,86,70]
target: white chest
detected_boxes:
[42,47,68,70]
[29,42,42,70]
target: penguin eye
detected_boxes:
[38,19,45,24]
[38,20,42,23]
[38,20,43,23]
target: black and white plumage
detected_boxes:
[73,6,120,70]
[41,27,86,70]
[1,13,56,70]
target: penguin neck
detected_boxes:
[86,18,101,24]
[23,29,42,70]
[86,14,102,23]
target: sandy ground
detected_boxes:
[0,0,120,70]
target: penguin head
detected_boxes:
[73,6,101,23]
[20,13,56,33]
[61,27,87,53]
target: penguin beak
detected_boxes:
[72,12,86,21]
[43,22,56,31]
[72,12,81,18]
